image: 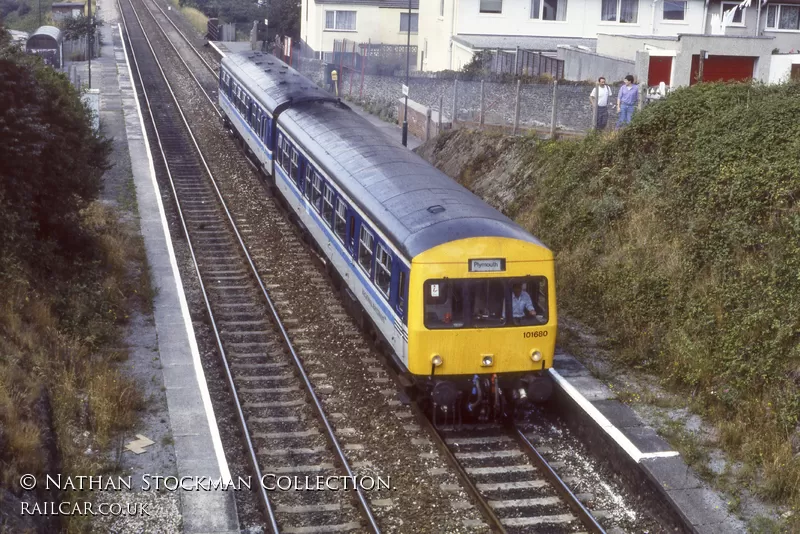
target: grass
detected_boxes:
[0,202,149,532]
[422,82,800,529]
[166,0,208,36]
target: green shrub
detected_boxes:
[432,81,800,514]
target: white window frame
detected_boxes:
[400,12,419,33]
[312,173,324,213]
[530,0,568,21]
[439,0,445,17]
[374,244,392,299]
[358,226,374,273]
[662,0,686,21]
[290,148,299,182]
[334,199,347,242]
[720,1,745,26]
[600,0,639,23]
[323,184,335,227]
[325,10,357,31]
[765,4,799,31]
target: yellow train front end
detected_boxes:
[406,237,556,418]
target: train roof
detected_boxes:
[221,52,334,114]
[278,101,547,259]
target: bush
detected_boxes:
[432,81,800,513]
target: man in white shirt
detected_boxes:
[589,77,613,130]
[511,283,536,323]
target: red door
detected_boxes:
[648,56,672,86]
[690,55,756,85]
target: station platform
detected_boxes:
[78,0,239,530]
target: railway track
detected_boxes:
[419,415,607,534]
[117,1,651,532]
[118,0,380,532]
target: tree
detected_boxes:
[267,0,300,40]
[0,38,111,276]
[60,14,103,41]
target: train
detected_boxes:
[218,52,556,420]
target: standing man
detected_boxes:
[616,75,638,129]
[589,77,612,130]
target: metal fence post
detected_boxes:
[438,95,443,133]
[514,46,520,76]
[452,78,458,126]
[513,79,521,135]
[591,82,599,130]
[426,108,432,141]
[550,79,558,139]
[479,80,485,128]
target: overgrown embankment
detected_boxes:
[418,82,800,515]
[1,25,146,532]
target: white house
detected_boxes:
[418,0,709,71]
[301,0,419,55]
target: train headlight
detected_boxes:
[531,350,543,362]
[481,355,494,367]
[431,354,443,367]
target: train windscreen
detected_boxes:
[423,277,548,329]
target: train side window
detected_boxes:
[312,173,323,213]
[374,244,391,299]
[348,216,356,250]
[334,199,347,242]
[282,138,291,171]
[304,166,314,198]
[276,135,284,169]
[323,184,335,227]
[358,226,374,273]
[290,149,299,183]
[397,269,406,314]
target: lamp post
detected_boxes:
[87,0,93,88]
[401,0,411,146]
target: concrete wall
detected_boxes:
[769,53,800,83]
[558,45,635,82]
[397,98,451,140]
[303,3,418,53]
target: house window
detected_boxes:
[721,1,745,25]
[480,0,502,13]
[601,0,638,23]
[374,244,392,298]
[325,10,357,30]
[440,0,444,16]
[530,0,567,20]
[663,0,686,21]
[400,13,419,32]
[334,199,347,242]
[766,4,798,30]
[358,226,374,273]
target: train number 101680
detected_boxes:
[523,331,548,338]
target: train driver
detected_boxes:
[511,283,537,324]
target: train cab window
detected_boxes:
[334,199,347,242]
[312,173,324,213]
[423,277,548,329]
[374,244,392,298]
[358,226,374,273]
[304,166,314,198]
[323,185,335,227]
[290,149,299,183]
